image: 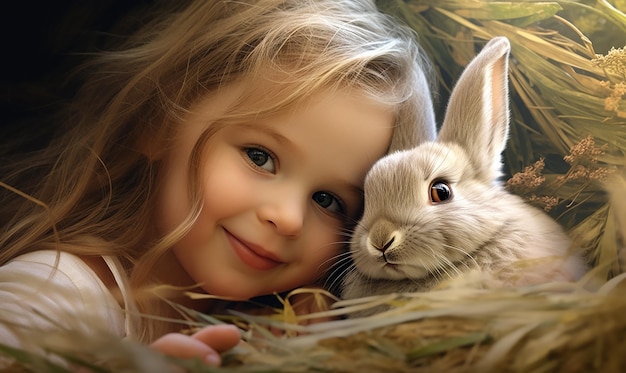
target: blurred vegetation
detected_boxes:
[377,0,626,280]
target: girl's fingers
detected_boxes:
[151,332,222,366]
[191,324,241,353]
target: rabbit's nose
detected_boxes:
[368,218,400,253]
[380,236,395,252]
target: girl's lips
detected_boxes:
[224,229,282,271]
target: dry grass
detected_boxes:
[222,274,626,372]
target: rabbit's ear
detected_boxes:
[437,37,511,182]
[387,65,437,153]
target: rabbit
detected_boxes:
[340,37,587,312]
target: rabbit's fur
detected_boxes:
[341,37,587,310]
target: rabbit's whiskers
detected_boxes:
[322,251,354,291]
[442,244,480,269]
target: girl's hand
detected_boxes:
[150,324,240,366]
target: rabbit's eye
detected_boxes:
[430,180,452,203]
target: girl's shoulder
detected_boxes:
[3,250,118,294]
[0,250,130,338]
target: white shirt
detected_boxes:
[0,250,135,363]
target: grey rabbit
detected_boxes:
[340,37,587,314]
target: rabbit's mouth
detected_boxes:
[377,258,432,280]
[381,251,391,264]
[382,253,404,272]
[379,264,412,280]
[380,251,404,272]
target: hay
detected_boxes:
[221,275,626,372]
[2,0,625,371]
[5,275,624,372]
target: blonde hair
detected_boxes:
[0,0,434,341]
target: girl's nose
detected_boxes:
[257,193,305,238]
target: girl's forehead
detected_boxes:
[193,80,394,154]
[199,72,397,123]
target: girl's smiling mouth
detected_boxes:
[224,229,283,271]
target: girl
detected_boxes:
[0,0,435,367]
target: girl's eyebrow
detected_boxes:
[237,122,292,146]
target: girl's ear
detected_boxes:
[437,36,511,182]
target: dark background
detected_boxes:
[0,1,155,155]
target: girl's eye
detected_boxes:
[312,191,345,214]
[244,147,276,173]
[430,180,453,203]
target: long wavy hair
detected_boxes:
[0,0,435,341]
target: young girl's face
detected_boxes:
[154,83,394,300]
